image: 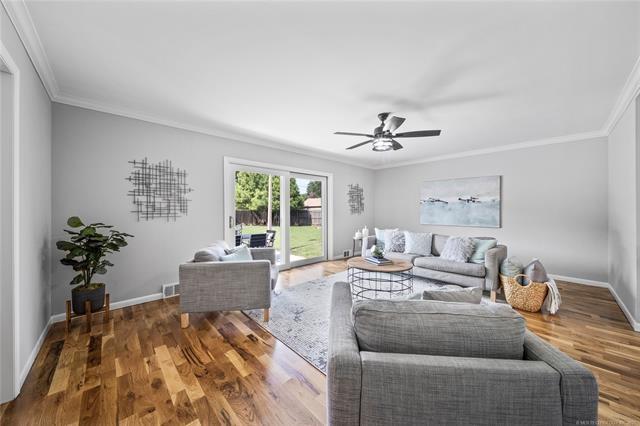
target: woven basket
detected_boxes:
[501,274,548,312]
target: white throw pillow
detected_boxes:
[404,231,432,256]
[374,227,399,251]
[439,236,476,263]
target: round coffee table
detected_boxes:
[347,257,413,300]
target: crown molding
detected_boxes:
[373,130,607,170]
[1,0,58,99]
[4,0,639,171]
[603,55,640,135]
[54,93,376,170]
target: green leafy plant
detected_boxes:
[56,216,133,289]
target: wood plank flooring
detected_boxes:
[1,260,639,425]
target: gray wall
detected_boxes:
[608,96,639,324]
[374,138,609,282]
[51,103,375,315]
[1,4,52,395]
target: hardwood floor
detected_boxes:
[1,259,639,425]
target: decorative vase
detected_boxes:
[71,283,106,314]
[355,230,363,239]
[362,226,369,239]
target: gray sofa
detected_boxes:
[327,281,598,426]
[364,233,507,301]
[179,247,277,327]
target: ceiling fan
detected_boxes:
[335,112,441,152]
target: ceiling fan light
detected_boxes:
[372,137,393,152]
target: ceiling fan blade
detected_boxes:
[346,140,373,150]
[392,140,403,150]
[393,130,441,138]
[335,131,375,137]
[384,116,406,133]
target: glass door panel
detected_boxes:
[232,168,287,266]
[289,174,327,266]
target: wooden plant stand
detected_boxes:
[66,293,110,333]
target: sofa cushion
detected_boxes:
[194,241,229,262]
[403,231,432,256]
[352,299,525,359]
[414,256,486,277]
[422,286,483,304]
[431,234,449,256]
[385,252,422,263]
[374,227,398,251]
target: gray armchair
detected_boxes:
[179,247,277,327]
[328,282,598,425]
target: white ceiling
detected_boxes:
[11,1,640,168]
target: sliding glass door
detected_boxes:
[224,160,329,269]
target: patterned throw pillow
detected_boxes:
[439,237,476,263]
[404,231,432,256]
[386,230,405,253]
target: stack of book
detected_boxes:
[365,256,392,265]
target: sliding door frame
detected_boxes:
[223,157,334,270]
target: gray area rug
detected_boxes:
[245,270,497,373]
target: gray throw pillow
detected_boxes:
[403,231,432,256]
[423,287,482,304]
[194,247,219,262]
[386,230,405,253]
[439,236,475,263]
[524,259,549,283]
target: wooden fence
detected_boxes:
[236,208,322,226]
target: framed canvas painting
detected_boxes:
[420,176,501,227]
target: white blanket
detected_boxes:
[542,277,561,314]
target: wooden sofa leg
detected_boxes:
[180,313,189,328]
[490,290,497,303]
[263,308,270,322]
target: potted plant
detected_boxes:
[56,216,133,314]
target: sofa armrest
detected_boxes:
[485,244,507,291]
[362,235,377,252]
[523,331,598,425]
[249,247,276,265]
[179,260,271,312]
[327,282,362,426]
[359,351,563,425]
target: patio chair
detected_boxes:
[265,230,276,247]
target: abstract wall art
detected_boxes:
[420,176,501,227]
[126,158,194,221]
[347,183,364,215]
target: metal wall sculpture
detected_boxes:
[126,158,193,221]
[347,183,364,215]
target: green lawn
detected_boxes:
[241,225,323,259]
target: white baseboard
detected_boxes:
[50,292,164,323]
[18,316,52,391]
[549,274,639,332]
[606,284,640,332]
[548,274,609,288]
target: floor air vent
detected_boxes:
[162,283,180,298]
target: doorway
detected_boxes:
[223,158,331,270]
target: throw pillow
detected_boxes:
[387,230,405,253]
[220,245,253,262]
[194,247,219,262]
[524,259,549,283]
[469,238,497,264]
[422,287,483,304]
[374,227,398,251]
[403,231,432,256]
[439,236,475,263]
[500,257,524,276]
